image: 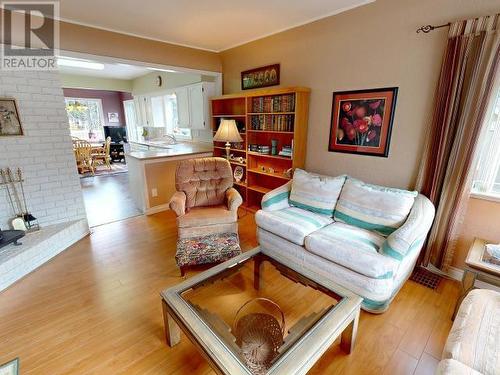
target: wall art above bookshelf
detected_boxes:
[211,87,310,211]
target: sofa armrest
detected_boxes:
[225,188,243,211]
[381,194,435,260]
[261,181,292,211]
[169,191,187,216]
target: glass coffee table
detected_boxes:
[161,247,362,375]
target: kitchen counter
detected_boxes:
[127,141,213,160]
[125,141,213,214]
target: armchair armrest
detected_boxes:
[169,191,187,217]
[381,194,435,260]
[261,181,292,211]
[225,188,243,211]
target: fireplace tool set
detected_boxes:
[0,167,39,232]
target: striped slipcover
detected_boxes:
[261,181,292,211]
[438,289,500,375]
[255,207,333,246]
[304,222,398,279]
[334,177,417,237]
[289,169,345,216]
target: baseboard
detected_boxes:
[446,265,500,291]
[145,203,170,215]
[447,266,464,281]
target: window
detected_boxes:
[65,98,105,141]
[471,84,500,199]
[126,92,191,143]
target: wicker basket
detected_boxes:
[233,298,285,374]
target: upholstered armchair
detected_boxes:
[169,157,243,239]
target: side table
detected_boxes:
[452,237,500,319]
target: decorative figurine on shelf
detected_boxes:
[271,139,278,155]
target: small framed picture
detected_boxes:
[0,358,19,375]
[328,87,398,157]
[241,64,280,90]
[107,112,119,123]
[0,98,23,136]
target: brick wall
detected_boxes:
[0,70,87,229]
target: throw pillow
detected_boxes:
[289,169,346,216]
[333,177,417,237]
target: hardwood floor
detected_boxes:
[0,210,459,374]
[80,172,142,227]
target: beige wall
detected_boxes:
[453,198,500,269]
[131,72,202,95]
[0,9,221,73]
[60,74,133,92]
[59,21,221,73]
[220,0,499,189]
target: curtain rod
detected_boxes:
[416,23,451,34]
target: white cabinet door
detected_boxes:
[188,84,205,129]
[134,96,152,127]
[175,87,190,128]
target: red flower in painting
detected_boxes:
[354,106,366,118]
[372,114,382,127]
[345,124,356,141]
[354,119,369,134]
[342,102,352,112]
[369,100,381,110]
[341,117,352,130]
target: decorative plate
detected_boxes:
[234,166,244,182]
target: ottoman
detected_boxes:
[175,232,241,276]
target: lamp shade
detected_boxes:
[213,119,243,143]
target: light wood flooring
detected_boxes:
[0,210,460,374]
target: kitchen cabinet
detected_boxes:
[176,87,190,128]
[174,82,214,130]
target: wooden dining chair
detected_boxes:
[73,139,94,175]
[92,136,112,170]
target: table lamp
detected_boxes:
[213,119,243,160]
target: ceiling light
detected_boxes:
[57,58,105,70]
[147,67,177,73]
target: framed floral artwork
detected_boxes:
[328,87,398,157]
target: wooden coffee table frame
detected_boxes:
[161,247,362,375]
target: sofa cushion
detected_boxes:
[177,205,237,228]
[333,177,417,236]
[289,169,346,216]
[443,289,500,375]
[304,222,399,279]
[255,207,333,245]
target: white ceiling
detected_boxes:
[58,59,152,80]
[59,0,374,52]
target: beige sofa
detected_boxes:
[436,289,500,375]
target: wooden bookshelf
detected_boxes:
[211,86,310,210]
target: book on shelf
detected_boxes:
[279,145,293,158]
[250,114,294,131]
[251,94,296,113]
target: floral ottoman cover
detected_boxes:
[175,232,241,268]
